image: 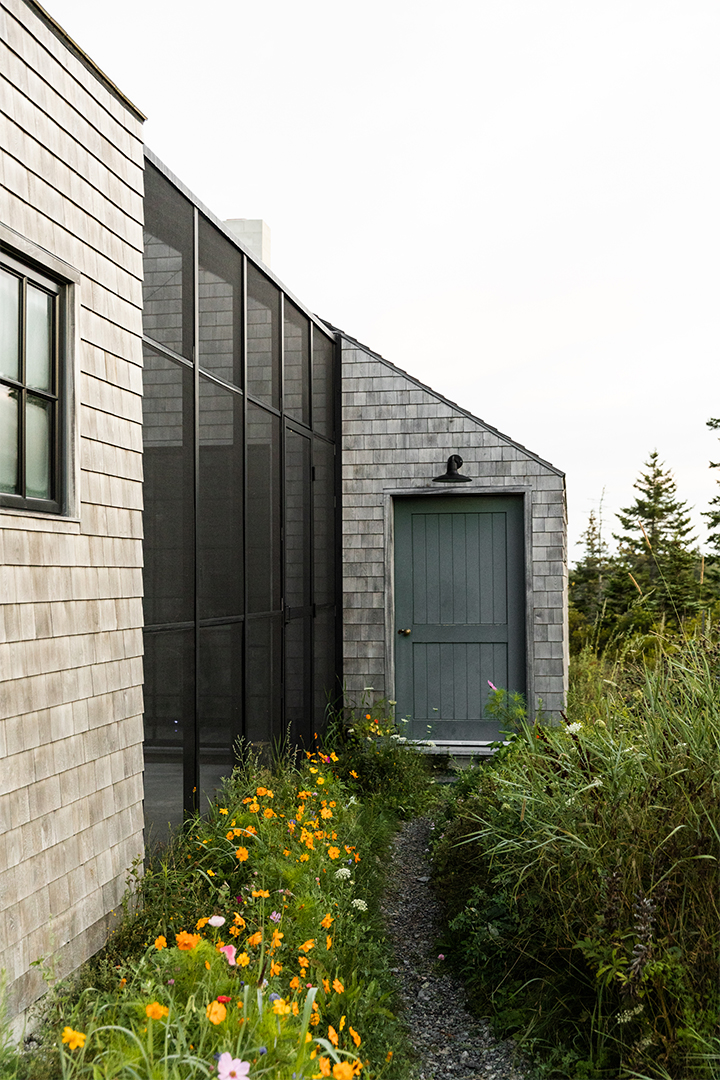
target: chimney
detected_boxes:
[224,219,271,268]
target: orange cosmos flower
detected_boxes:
[235,847,249,862]
[333,978,344,994]
[252,889,270,898]
[326,935,332,950]
[272,929,284,948]
[247,932,262,947]
[349,1026,361,1047]
[299,939,315,952]
[205,1000,227,1025]
[176,931,200,951]
[154,935,167,950]
[328,1025,339,1047]
[327,847,340,860]
[332,1064,355,1080]
[289,976,300,990]
[321,914,333,929]
[145,1002,169,1020]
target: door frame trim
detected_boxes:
[383,485,535,734]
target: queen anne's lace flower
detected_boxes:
[335,867,351,880]
[351,898,368,911]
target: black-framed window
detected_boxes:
[0,253,61,512]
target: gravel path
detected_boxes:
[381,817,531,1080]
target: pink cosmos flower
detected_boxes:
[219,944,237,966]
[487,680,497,691]
[217,1053,250,1080]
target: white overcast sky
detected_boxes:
[47,0,720,560]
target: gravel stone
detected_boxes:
[381,817,531,1080]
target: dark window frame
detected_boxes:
[0,250,63,514]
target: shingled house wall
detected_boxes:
[340,335,568,722]
[0,0,145,1018]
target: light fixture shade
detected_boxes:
[433,454,472,483]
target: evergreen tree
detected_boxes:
[702,417,720,554]
[606,450,700,629]
[569,509,613,652]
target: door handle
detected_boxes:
[397,628,411,636]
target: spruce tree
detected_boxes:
[569,509,613,652]
[608,450,699,628]
[703,417,720,554]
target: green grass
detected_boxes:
[431,639,720,1079]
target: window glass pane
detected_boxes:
[0,385,19,493]
[314,607,337,725]
[142,347,195,625]
[313,438,335,606]
[285,615,312,745]
[198,216,242,388]
[0,268,20,382]
[246,263,280,409]
[283,300,310,424]
[247,403,281,613]
[198,377,244,619]
[143,164,194,360]
[25,394,51,498]
[143,628,193,834]
[245,614,282,744]
[26,285,53,391]
[285,429,312,611]
[312,328,334,437]
[199,623,242,806]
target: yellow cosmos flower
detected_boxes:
[321,808,333,819]
[219,808,229,815]
[205,1000,227,1025]
[350,770,359,779]
[272,997,291,1015]
[61,1027,86,1050]
[317,777,325,785]
[238,952,250,967]
[154,935,167,950]
[309,767,318,774]
[145,1002,169,1020]
[300,853,310,862]
[252,889,270,898]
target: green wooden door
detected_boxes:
[394,495,526,742]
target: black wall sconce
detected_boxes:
[433,454,472,483]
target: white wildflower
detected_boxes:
[616,1003,644,1025]
[335,868,352,880]
[351,899,368,912]
[566,722,582,735]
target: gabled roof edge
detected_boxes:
[324,323,565,480]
